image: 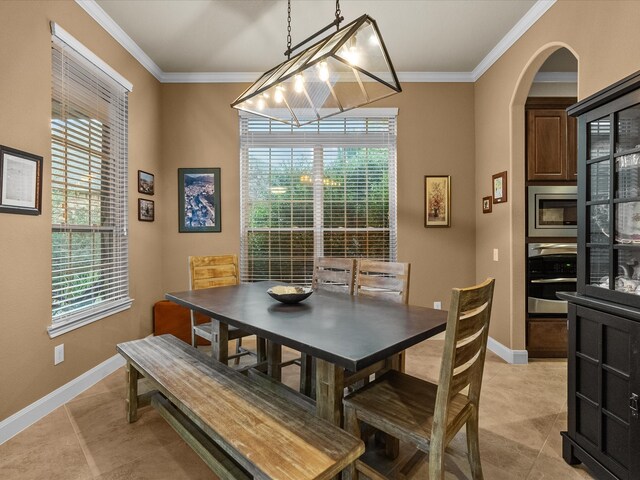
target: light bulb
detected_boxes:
[294,74,304,93]
[318,62,330,82]
[256,97,265,110]
[369,33,380,46]
[348,45,359,65]
[274,86,284,104]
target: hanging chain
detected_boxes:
[335,0,341,29]
[287,0,292,59]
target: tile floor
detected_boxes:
[0,338,595,479]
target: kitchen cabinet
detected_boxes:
[526,97,577,182]
[561,71,640,480]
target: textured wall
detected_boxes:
[0,0,162,420]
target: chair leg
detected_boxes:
[343,406,360,480]
[428,433,446,480]
[466,408,484,480]
[234,338,242,365]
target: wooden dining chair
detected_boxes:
[343,278,495,480]
[355,259,411,304]
[298,257,357,396]
[188,254,263,366]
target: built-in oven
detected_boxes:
[528,185,577,238]
[527,243,577,315]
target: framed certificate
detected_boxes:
[0,146,43,215]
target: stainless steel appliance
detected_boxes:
[527,243,577,314]
[528,185,577,237]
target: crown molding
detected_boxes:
[533,71,577,83]
[74,0,163,82]
[161,71,475,83]
[77,0,556,86]
[472,0,557,81]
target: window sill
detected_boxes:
[47,298,134,338]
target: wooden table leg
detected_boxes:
[315,359,345,427]
[212,320,228,365]
[126,362,139,423]
[267,340,282,381]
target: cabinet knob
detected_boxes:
[631,393,639,419]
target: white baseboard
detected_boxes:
[488,336,528,364]
[0,354,125,445]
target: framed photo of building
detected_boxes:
[0,146,43,215]
[178,168,221,233]
[424,175,451,227]
[138,170,154,195]
[138,198,154,222]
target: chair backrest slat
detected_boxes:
[312,257,356,295]
[432,278,495,442]
[188,255,239,291]
[355,260,411,304]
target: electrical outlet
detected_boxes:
[54,344,64,365]
[433,301,442,310]
[493,248,499,262]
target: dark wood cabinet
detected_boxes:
[562,71,640,479]
[526,97,577,182]
[527,317,568,357]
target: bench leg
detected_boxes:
[126,363,140,423]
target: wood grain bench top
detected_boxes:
[117,335,363,480]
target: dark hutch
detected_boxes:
[560,71,640,480]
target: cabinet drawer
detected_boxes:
[527,318,567,357]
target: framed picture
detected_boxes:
[138,170,154,195]
[492,171,508,204]
[482,196,493,214]
[178,168,221,233]
[424,175,451,227]
[0,146,43,215]
[138,198,154,222]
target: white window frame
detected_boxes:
[48,23,133,338]
[239,109,398,284]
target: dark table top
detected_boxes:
[166,281,448,372]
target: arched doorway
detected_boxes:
[508,44,579,359]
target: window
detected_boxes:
[240,111,397,284]
[49,24,132,337]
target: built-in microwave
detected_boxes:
[527,185,577,238]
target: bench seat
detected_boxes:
[117,334,363,480]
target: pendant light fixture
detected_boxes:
[231,0,401,127]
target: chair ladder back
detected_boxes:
[189,255,239,291]
[432,278,495,438]
[312,257,356,295]
[355,259,411,304]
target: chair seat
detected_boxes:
[343,370,471,451]
[193,322,251,341]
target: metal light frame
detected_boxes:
[231,6,401,127]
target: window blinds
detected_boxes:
[50,28,131,335]
[240,112,397,284]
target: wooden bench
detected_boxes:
[117,334,364,480]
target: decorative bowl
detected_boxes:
[267,286,313,304]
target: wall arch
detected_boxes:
[508,42,579,354]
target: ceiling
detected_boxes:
[93,0,548,77]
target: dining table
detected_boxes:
[166,280,448,426]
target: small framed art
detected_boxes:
[138,170,154,195]
[138,198,154,222]
[178,167,221,233]
[0,146,43,215]
[482,196,492,214]
[424,175,451,227]
[492,171,507,204]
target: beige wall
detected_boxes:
[159,83,477,310]
[0,1,162,420]
[475,0,640,349]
